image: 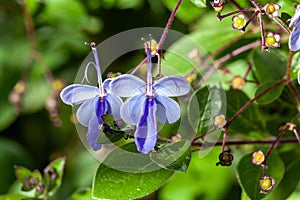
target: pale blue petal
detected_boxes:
[121,94,146,125]
[135,99,157,154]
[106,93,123,120]
[103,78,112,93]
[87,113,102,151]
[289,8,300,27]
[289,23,300,51]
[155,94,180,124]
[60,84,99,105]
[110,74,146,97]
[153,76,190,97]
[76,97,97,127]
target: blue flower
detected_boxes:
[60,43,122,151]
[289,7,300,51]
[110,40,191,154]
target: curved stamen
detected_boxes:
[82,61,96,84]
[85,42,105,97]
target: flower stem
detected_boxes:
[225,79,288,128]
[218,8,256,21]
[158,0,182,50]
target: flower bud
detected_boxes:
[213,114,226,129]
[231,76,245,90]
[210,0,225,12]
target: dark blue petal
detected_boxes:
[153,76,190,97]
[87,113,102,151]
[110,74,146,97]
[106,93,123,120]
[95,98,108,124]
[60,84,99,105]
[121,94,146,125]
[135,98,158,154]
[155,94,180,124]
[76,97,98,127]
[289,23,300,51]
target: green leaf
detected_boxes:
[44,157,66,196]
[162,0,205,24]
[252,49,287,83]
[226,89,265,133]
[68,187,92,200]
[159,147,233,200]
[150,140,191,172]
[236,151,285,200]
[255,81,285,104]
[190,0,206,8]
[188,86,225,135]
[97,114,125,144]
[0,193,29,200]
[92,143,174,199]
[264,147,300,200]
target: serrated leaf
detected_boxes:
[264,147,300,200]
[92,143,174,199]
[255,81,285,104]
[236,151,285,200]
[44,157,66,196]
[252,49,287,83]
[188,86,225,135]
[226,89,265,133]
[190,0,206,8]
[150,140,191,172]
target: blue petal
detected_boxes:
[289,23,300,51]
[110,74,146,97]
[135,99,157,154]
[106,93,123,120]
[60,84,99,105]
[289,8,300,27]
[95,98,108,124]
[103,78,112,93]
[87,113,102,151]
[121,94,146,125]
[153,76,190,97]
[76,97,97,127]
[155,94,180,124]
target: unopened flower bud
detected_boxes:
[213,114,226,129]
[210,0,225,12]
[232,76,245,90]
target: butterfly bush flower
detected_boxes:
[110,40,191,154]
[60,42,122,151]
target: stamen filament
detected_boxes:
[86,42,105,97]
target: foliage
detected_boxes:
[1,0,300,200]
